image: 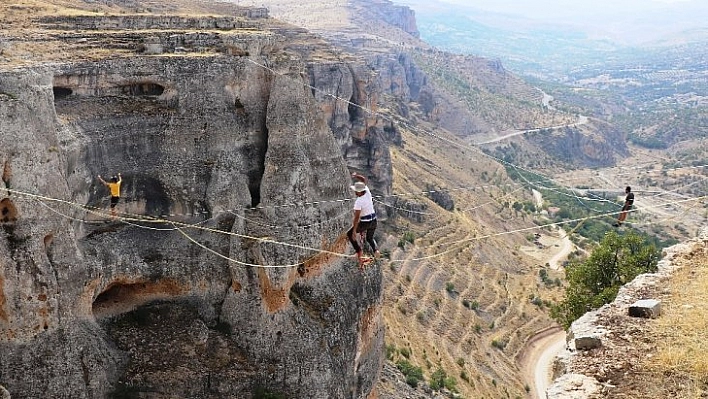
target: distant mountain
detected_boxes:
[401,0,708,80]
[411,12,621,79]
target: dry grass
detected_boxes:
[642,248,708,398]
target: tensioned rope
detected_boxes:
[245,58,702,215]
[4,187,356,261]
[388,195,708,263]
[5,186,705,267]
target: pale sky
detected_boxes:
[400,0,707,43]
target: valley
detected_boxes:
[0,0,705,398]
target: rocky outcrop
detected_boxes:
[358,0,420,38]
[0,14,384,399]
[532,119,628,168]
[547,230,708,398]
[308,52,428,216]
[39,14,268,30]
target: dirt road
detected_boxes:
[548,228,573,270]
[517,327,566,399]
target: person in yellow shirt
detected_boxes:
[98,173,122,216]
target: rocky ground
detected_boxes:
[552,232,708,398]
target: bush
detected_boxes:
[405,375,420,388]
[491,338,507,350]
[396,359,424,388]
[429,367,456,392]
[445,282,455,293]
[551,231,661,329]
[398,231,416,248]
[462,299,479,310]
[399,347,411,359]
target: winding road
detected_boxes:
[476,88,588,145]
[519,187,571,398]
[531,330,566,399]
[477,115,588,145]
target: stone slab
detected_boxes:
[629,299,661,318]
[574,335,603,351]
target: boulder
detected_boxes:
[546,373,602,399]
[628,299,661,318]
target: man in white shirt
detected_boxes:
[347,172,380,269]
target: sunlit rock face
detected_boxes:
[0,16,383,398]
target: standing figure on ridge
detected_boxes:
[347,172,380,269]
[613,186,634,227]
[98,173,122,217]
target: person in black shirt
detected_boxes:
[614,186,634,227]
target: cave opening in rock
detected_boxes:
[348,98,360,123]
[1,161,10,188]
[247,126,268,208]
[92,279,185,320]
[52,87,73,100]
[121,83,165,96]
[0,198,18,223]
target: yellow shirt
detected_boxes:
[107,182,121,197]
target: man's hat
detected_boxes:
[350,182,367,193]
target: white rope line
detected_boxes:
[389,195,707,264]
[5,187,356,261]
[247,58,708,218]
[171,223,306,268]
[5,187,705,268]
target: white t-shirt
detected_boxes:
[353,187,375,218]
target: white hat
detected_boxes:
[350,181,367,193]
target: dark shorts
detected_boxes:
[622,205,632,211]
[110,196,120,208]
[355,219,377,233]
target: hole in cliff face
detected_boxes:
[234,98,246,116]
[43,234,54,250]
[132,176,171,217]
[348,98,360,123]
[2,161,11,188]
[102,301,252,396]
[247,126,268,208]
[52,87,73,100]
[92,279,186,320]
[248,173,262,208]
[0,198,18,223]
[121,83,165,96]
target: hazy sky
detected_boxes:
[400,0,707,43]
[417,0,699,17]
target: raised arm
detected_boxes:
[97,175,107,185]
[351,172,367,184]
[117,173,122,184]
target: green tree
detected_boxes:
[551,231,661,329]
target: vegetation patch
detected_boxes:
[551,231,661,328]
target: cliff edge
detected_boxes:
[0,3,386,398]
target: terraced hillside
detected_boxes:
[375,119,564,398]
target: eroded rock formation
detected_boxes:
[0,12,385,399]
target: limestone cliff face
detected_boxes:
[0,25,383,399]
[308,53,420,217]
[531,120,628,168]
[359,0,420,38]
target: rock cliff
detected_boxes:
[0,8,385,399]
